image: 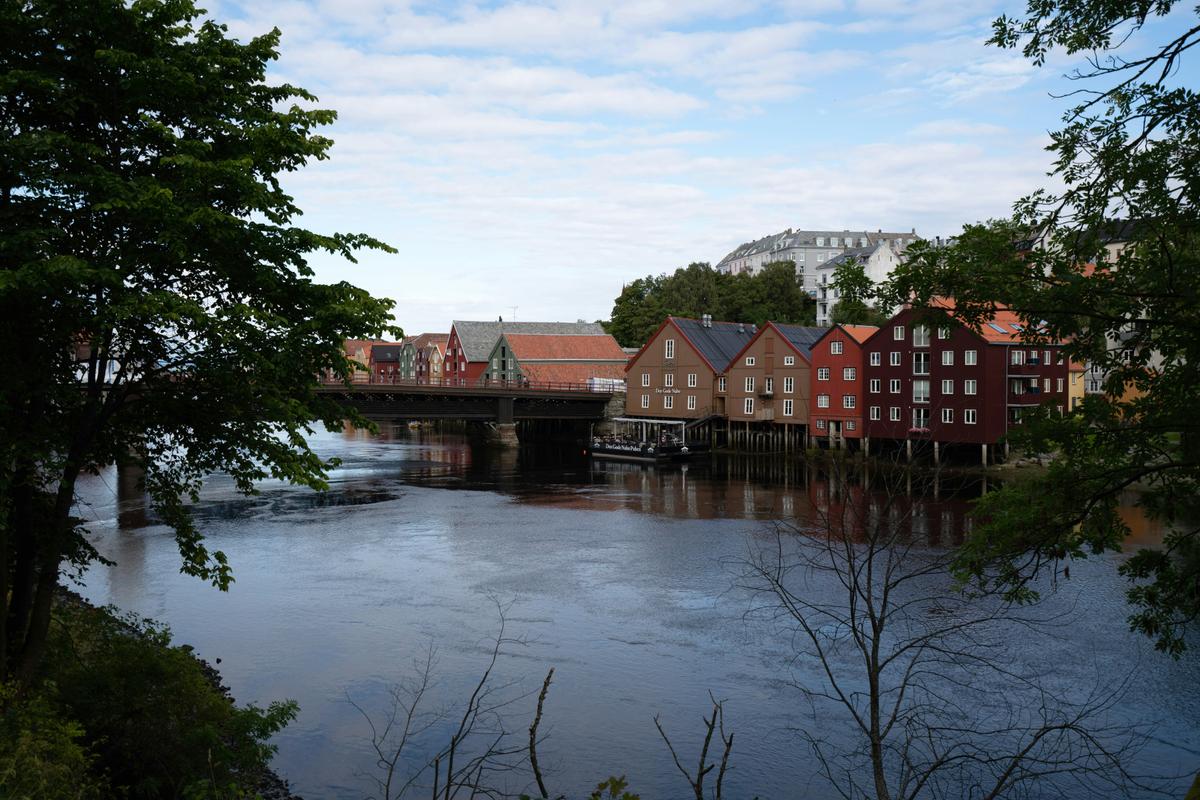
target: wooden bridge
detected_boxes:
[315,378,619,425]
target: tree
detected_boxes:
[829,257,890,327]
[740,460,1156,799]
[0,0,396,681]
[879,1,1200,654]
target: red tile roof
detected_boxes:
[503,333,626,362]
[923,298,1049,344]
[841,325,879,344]
[520,363,627,385]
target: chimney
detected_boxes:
[751,324,758,334]
[738,323,745,333]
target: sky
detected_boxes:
[204,0,1195,335]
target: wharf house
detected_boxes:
[415,337,448,385]
[342,338,391,383]
[369,342,405,382]
[860,304,1071,464]
[444,320,608,386]
[482,333,627,387]
[724,322,826,451]
[398,332,448,382]
[807,324,880,448]
[624,315,757,421]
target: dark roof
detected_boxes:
[671,317,758,372]
[773,324,828,355]
[821,246,876,270]
[371,344,404,362]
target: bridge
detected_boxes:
[316,378,622,444]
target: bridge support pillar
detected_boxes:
[482,422,520,448]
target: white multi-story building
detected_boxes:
[814,242,909,326]
[715,228,919,297]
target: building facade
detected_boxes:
[370,343,404,382]
[398,333,448,382]
[482,333,627,387]
[624,316,756,420]
[415,338,447,384]
[814,243,905,326]
[861,307,1070,455]
[444,320,607,385]
[807,324,878,445]
[724,322,826,428]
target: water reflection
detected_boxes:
[74,429,1192,800]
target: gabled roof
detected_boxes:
[520,363,628,384]
[401,332,449,353]
[774,323,828,355]
[501,333,626,362]
[451,320,607,363]
[810,323,880,349]
[669,316,758,372]
[820,246,877,270]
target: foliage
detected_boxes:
[828,257,890,327]
[0,0,398,679]
[0,681,107,799]
[878,1,1200,654]
[607,261,815,347]
[41,600,296,799]
[587,776,639,800]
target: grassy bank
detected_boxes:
[0,594,298,799]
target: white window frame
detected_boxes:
[965,349,977,366]
[913,325,930,347]
[783,376,794,394]
[641,394,649,409]
[745,376,755,393]
[894,325,905,341]
[783,355,795,366]
[890,351,901,366]
[913,379,930,403]
[664,373,674,387]
[783,399,794,416]
[913,352,930,375]
[964,408,977,425]
[890,406,901,421]
[663,395,674,409]
[846,420,856,431]
[687,395,696,410]
[869,378,881,393]
[941,379,954,394]
[870,406,881,420]
[817,394,830,408]
[843,367,856,380]
[870,352,881,366]
[843,395,856,409]
[687,372,697,388]
[744,397,754,415]
[889,378,901,394]
[942,408,954,423]
[665,338,675,359]
[746,356,756,366]
[942,350,954,366]
[938,327,950,339]
[718,377,726,393]
[641,373,650,387]
[817,367,830,381]
[816,419,826,430]
[831,340,844,355]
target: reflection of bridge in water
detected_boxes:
[316,379,622,445]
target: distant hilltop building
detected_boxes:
[715,228,919,296]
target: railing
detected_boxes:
[321,374,620,394]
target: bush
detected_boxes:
[42,601,296,799]
[0,681,107,799]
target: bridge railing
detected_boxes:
[320,374,622,394]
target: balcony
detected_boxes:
[758,388,774,398]
[752,408,775,422]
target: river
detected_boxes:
[74,428,1199,799]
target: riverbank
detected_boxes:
[1,591,303,799]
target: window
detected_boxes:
[663,395,673,409]
[816,237,825,246]
[641,373,650,387]
[764,377,774,394]
[894,325,905,341]
[913,379,930,403]
[784,377,794,393]
[890,406,901,421]
[817,394,830,408]
[913,408,930,429]
[870,406,881,420]
[744,397,754,414]
[964,408,977,424]
[641,394,649,409]
[718,377,726,393]
[687,373,697,388]
[913,325,930,347]
[744,376,755,393]
[1057,378,1064,392]
[870,352,881,366]
[913,352,930,375]
[783,399,794,416]
[869,378,881,393]
[1044,378,1051,392]
[491,357,498,369]
[942,350,955,366]
[942,408,954,423]
[938,326,950,339]
[942,379,954,394]
[746,356,756,366]
[1044,350,1052,365]
[1012,349,1025,365]
[890,351,901,366]
[843,395,856,409]
[664,373,674,387]
[965,349,977,366]
[687,395,696,410]
[817,367,830,381]
[889,378,901,394]
[831,340,844,355]
[846,420,856,431]
[783,355,795,366]
[843,367,856,380]
[816,419,826,430]
[665,338,675,359]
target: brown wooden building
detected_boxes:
[624,315,756,420]
[724,322,826,433]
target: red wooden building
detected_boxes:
[807,324,879,448]
[861,305,1070,463]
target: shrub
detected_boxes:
[0,681,107,799]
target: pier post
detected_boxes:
[906,439,912,461]
[981,443,988,466]
[933,441,940,465]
